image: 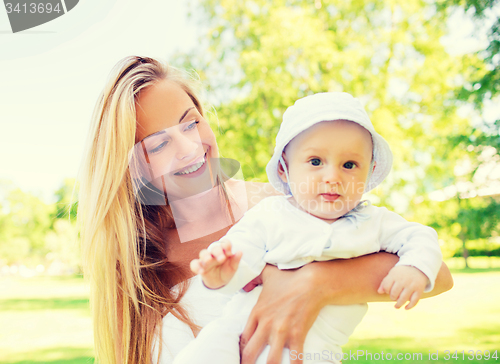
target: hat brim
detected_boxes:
[266,118,392,195]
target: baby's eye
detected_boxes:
[309,158,322,166]
[343,161,356,169]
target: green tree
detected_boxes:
[46,178,81,272]
[180,0,485,215]
[52,178,78,221]
[439,0,500,106]
[45,219,81,273]
[0,188,53,265]
[0,179,80,269]
[426,195,500,266]
[434,0,500,264]
[0,199,29,265]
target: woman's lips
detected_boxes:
[173,153,208,178]
[320,193,340,202]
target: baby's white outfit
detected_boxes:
[173,196,442,364]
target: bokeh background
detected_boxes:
[0,0,499,363]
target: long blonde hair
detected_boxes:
[78,56,213,364]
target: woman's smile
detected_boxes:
[173,152,208,177]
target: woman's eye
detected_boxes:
[149,141,168,154]
[344,161,356,169]
[184,120,199,131]
[309,158,322,166]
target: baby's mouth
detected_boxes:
[173,153,207,176]
[320,193,341,201]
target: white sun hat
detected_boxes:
[266,92,393,195]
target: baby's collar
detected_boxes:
[340,200,372,226]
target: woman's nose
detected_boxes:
[174,133,200,160]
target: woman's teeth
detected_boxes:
[176,156,206,175]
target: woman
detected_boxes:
[78,56,453,364]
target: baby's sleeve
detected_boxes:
[378,208,443,292]
[208,201,269,295]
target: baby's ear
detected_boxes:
[277,152,288,183]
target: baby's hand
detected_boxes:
[377,265,428,310]
[190,239,242,289]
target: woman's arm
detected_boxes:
[306,252,453,305]
[239,252,453,364]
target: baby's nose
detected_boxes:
[323,166,341,184]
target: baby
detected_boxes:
[174,92,443,364]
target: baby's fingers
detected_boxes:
[230,251,243,271]
[197,249,221,274]
[390,284,406,308]
[209,243,230,263]
[404,290,422,310]
[219,238,233,255]
[190,258,203,275]
[377,276,394,295]
[394,288,409,309]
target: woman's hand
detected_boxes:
[239,265,325,364]
[238,253,453,364]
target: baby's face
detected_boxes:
[280,120,373,223]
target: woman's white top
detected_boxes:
[151,275,232,364]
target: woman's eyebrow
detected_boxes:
[141,107,197,142]
[179,107,196,123]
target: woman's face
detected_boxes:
[133,79,218,200]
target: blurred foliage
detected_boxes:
[417,196,500,260]
[180,0,484,207]
[0,179,80,271]
[435,0,500,265]
[175,0,500,260]
[53,179,79,221]
[2,1,500,269]
[438,0,500,104]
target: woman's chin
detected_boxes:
[163,173,217,201]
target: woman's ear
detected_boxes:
[277,152,288,183]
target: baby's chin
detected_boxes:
[301,207,346,223]
[306,200,363,221]
[310,212,344,223]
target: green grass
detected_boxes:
[0,298,90,311]
[0,275,94,364]
[343,259,500,363]
[0,348,94,364]
[0,260,499,363]
[445,256,500,274]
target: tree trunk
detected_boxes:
[461,233,469,269]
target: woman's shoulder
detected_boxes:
[243,181,282,209]
[224,179,282,210]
